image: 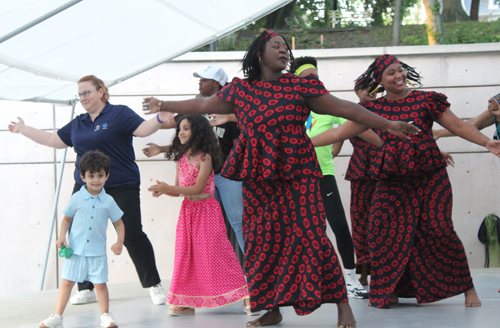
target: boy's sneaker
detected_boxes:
[149,285,167,305]
[69,289,97,305]
[39,313,63,328]
[100,312,118,327]
[346,280,369,299]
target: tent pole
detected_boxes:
[39,103,76,291]
[0,0,83,44]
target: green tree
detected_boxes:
[364,0,419,26]
[441,0,469,22]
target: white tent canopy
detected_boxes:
[0,0,291,104]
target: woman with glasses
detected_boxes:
[8,75,171,306]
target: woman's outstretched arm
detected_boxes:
[437,107,500,157]
[8,117,68,149]
[142,94,234,116]
[311,121,383,147]
[305,94,420,139]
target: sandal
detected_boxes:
[243,298,261,316]
[167,306,195,316]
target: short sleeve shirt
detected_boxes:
[57,102,144,188]
[64,186,123,256]
[306,112,346,176]
[216,73,329,181]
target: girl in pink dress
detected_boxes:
[149,115,248,316]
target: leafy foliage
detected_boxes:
[199,19,500,52]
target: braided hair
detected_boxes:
[242,30,295,82]
[355,55,422,93]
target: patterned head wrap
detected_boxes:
[373,55,400,84]
[261,30,282,42]
[354,54,421,94]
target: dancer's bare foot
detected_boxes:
[390,293,399,304]
[246,307,282,327]
[359,264,369,286]
[337,303,356,328]
[366,293,398,307]
[464,288,481,307]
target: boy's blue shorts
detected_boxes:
[61,254,108,284]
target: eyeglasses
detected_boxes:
[76,90,95,100]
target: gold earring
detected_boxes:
[407,80,415,87]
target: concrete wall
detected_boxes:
[1,43,500,297]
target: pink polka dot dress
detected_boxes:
[166,153,248,308]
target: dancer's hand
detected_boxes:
[488,98,500,117]
[8,117,26,133]
[142,97,161,114]
[441,151,455,167]
[143,143,161,157]
[486,139,500,158]
[208,114,228,126]
[111,242,123,255]
[148,180,170,197]
[387,121,420,139]
[56,236,68,249]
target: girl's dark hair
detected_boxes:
[293,56,317,72]
[242,30,295,82]
[165,115,223,172]
[355,56,422,93]
[79,150,111,175]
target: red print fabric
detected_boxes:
[363,91,473,308]
[217,74,347,315]
[346,137,379,267]
[218,74,327,182]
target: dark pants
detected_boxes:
[72,183,161,290]
[319,175,355,269]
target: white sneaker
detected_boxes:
[39,313,63,328]
[346,280,369,299]
[149,285,167,305]
[69,289,97,305]
[100,312,118,327]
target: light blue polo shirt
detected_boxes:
[64,186,123,257]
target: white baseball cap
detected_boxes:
[193,65,228,86]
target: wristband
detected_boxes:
[156,113,164,124]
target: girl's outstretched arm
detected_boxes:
[149,163,180,197]
[167,154,213,195]
[311,121,383,147]
[305,94,420,139]
[142,94,234,116]
[149,155,214,196]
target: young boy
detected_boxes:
[40,151,125,328]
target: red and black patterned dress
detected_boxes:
[345,136,378,269]
[364,90,474,308]
[217,73,348,315]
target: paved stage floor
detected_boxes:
[2,268,499,328]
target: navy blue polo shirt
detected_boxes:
[57,102,144,188]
